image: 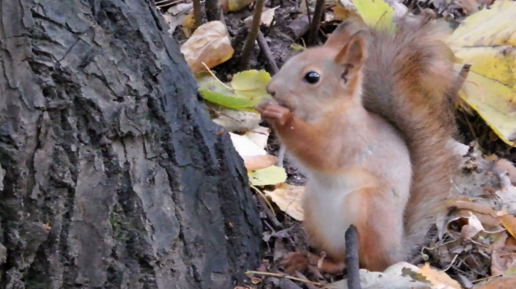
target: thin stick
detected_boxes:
[239,0,266,69]
[345,225,361,289]
[245,271,323,286]
[304,0,312,25]
[192,0,203,29]
[201,62,234,91]
[307,0,325,45]
[257,31,279,74]
[250,184,276,216]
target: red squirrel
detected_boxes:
[256,17,460,274]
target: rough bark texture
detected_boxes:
[0,0,262,288]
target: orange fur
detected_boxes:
[257,16,459,274]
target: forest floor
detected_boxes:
[158,0,516,288]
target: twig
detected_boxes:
[471,273,502,283]
[252,186,283,230]
[307,0,325,45]
[201,62,234,91]
[257,31,279,74]
[192,0,203,28]
[205,0,224,22]
[245,271,323,286]
[239,0,266,69]
[295,272,318,289]
[345,225,361,289]
[250,184,276,216]
[304,0,312,25]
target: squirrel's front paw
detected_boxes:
[279,252,310,275]
[255,102,293,127]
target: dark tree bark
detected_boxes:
[0,0,262,288]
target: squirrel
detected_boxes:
[255,16,460,274]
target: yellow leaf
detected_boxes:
[499,214,516,239]
[180,21,234,73]
[351,0,393,30]
[231,70,271,102]
[332,5,363,23]
[248,166,287,186]
[264,183,305,221]
[446,0,516,146]
[417,263,462,289]
[181,12,196,38]
[228,0,254,12]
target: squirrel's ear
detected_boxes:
[324,19,364,50]
[334,33,366,73]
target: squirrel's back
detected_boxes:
[327,17,460,255]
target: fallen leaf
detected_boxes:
[499,214,516,240]
[244,6,279,27]
[229,132,266,158]
[231,70,271,102]
[326,262,433,289]
[474,276,516,289]
[490,232,516,276]
[332,5,364,22]
[181,12,196,38]
[211,107,262,132]
[248,166,287,186]
[196,70,272,111]
[351,0,393,30]
[264,183,305,221]
[180,21,234,73]
[417,263,462,289]
[290,44,306,51]
[243,155,278,171]
[446,0,516,146]
[245,126,270,149]
[461,212,485,240]
[227,0,254,12]
[162,3,193,34]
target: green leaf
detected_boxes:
[248,166,287,186]
[351,0,394,30]
[195,70,272,111]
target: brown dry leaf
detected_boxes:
[243,155,278,171]
[180,21,234,73]
[474,276,516,289]
[264,183,305,221]
[499,214,516,240]
[181,12,196,38]
[332,5,363,22]
[490,232,516,277]
[243,6,279,27]
[417,263,462,289]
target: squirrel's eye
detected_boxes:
[303,71,320,84]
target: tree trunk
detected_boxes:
[0,0,263,288]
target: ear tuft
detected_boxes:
[334,31,367,78]
[324,19,365,50]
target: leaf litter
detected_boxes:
[155,0,516,287]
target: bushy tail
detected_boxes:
[360,17,460,254]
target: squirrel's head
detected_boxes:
[266,20,368,122]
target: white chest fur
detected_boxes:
[303,176,362,253]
